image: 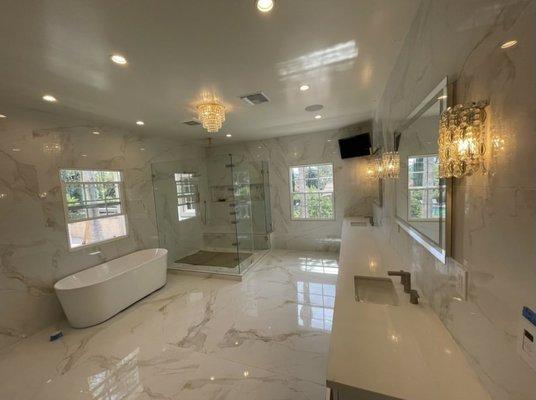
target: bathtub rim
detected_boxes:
[54,248,168,291]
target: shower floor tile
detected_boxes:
[0,250,339,400]
[176,250,252,268]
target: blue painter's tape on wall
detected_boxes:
[522,306,536,327]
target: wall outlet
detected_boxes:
[518,307,536,371]
[452,261,468,301]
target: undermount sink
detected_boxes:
[354,276,399,306]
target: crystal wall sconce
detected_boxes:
[366,151,400,179]
[438,101,488,178]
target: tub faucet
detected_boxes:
[387,270,411,293]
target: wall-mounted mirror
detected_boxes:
[395,78,451,263]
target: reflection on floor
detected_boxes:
[176,250,252,268]
[0,250,339,400]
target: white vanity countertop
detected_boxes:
[327,217,490,400]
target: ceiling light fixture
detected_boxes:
[42,94,57,102]
[197,95,226,133]
[299,84,310,92]
[110,54,128,65]
[0,114,6,118]
[314,115,322,119]
[256,0,274,13]
[500,40,518,49]
[136,120,145,126]
[12,148,21,152]
[226,133,232,137]
[92,131,100,135]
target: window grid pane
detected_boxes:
[60,169,127,249]
[407,155,440,220]
[175,173,198,221]
[290,164,334,220]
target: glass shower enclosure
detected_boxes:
[151,154,265,277]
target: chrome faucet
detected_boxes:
[387,270,411,293]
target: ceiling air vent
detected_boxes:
[182,119,201,126]
[239,92,270,106]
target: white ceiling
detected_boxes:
[0,0,419,141]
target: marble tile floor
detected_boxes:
[0,250,339,400]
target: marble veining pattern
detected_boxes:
[206,125,378,252]
[0,250,338,400]
[372,1,535,399]
[0,121,206,349]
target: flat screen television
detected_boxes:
[338,133,371,159]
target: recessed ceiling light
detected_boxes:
[299,84,310,92]
[12,148,21,152]
[140,147,146,151]
[256,0,274,13]
[305,104,323,112]
[0,114,6,118]
[92,131,100,135]
[81,154,88,157]
[136,120,144,126]
[226,133,232,137]
[42,94,57,102]
[314,115,322,119]
[500,40,518,49]
[110,54,128,65]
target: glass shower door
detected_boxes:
[230,156,254,273]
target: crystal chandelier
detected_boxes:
[197,96,226,133]
[438,101,487,178]
[380,151,400,179]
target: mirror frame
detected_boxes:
[394,77,452,264]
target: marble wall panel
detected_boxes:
[207,126,378,251]
[0,119,205,349]
[372,1,535,399]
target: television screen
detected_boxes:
[338,133,371,159]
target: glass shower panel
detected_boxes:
[261,161,272,234]
[230,156,254,272]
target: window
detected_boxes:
[408,155,444,220]
[60,169,127,249]
[290,163,334,220]
[175,173,199,221]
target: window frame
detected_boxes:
[407,154,442,222]
[59,168,129,251]
[175,172,199,221]
[289,162,335,221]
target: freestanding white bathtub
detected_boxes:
[54,249,168,328]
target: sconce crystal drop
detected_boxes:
[366,152,399,179]
[197,96,226,133]
[366,156,382,179]
[380,151,400,179]
[438,102,487,178]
